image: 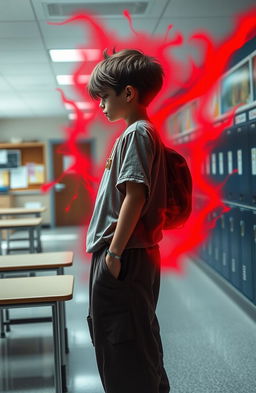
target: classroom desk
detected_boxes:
[0,207,46,253]
[0,206,46,217]
[0,217,42,254]
[0,251,73,351]
[0,275,74,393]
[0,251,73,273]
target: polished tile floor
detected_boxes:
[0,226,256,393]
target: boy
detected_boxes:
[86,48,170,393]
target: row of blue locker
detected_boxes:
[197,204,256,305]
[202,110,256,206]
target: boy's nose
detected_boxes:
[99,100,104,108]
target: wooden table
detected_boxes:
[0,275,74,393]
[0,217,42,254]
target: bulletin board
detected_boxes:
[0,142,46,191]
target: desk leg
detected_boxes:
[36,225,42,253]
[5,309,10,332]
[0,308,5,338]
[0,287,5,338]
[58,267,69,354]
[52,303,63,393]
[60,301,68,392]
[6,230,10,255]
[0,230,2,256]
[29,228,35,253]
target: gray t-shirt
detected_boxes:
[86,120,167,253]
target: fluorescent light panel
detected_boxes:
[49,49,100,62]
[56,75,90,85]
[68,113,91,120]
[65,102,93,110]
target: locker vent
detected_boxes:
[45,2,149,17]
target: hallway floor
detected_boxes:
[0,226,255,393]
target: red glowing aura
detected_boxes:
[45,8,256,272]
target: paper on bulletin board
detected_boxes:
[0,150,8,165]
[34,165,44,183]
[0,170,9,187]
[26,163,44,184]
[10,166,28,189]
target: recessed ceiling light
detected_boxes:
[56,75,90,85]
[65,102,93,110]
[49,49,100,62]
[68,113,91,120]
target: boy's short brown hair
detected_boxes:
[88,48,164,106]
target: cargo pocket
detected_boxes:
[103,311,135,345]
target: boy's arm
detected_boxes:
[106,181,146,278]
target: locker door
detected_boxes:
[235,122,250,203]
[216,125,228,191]
[239,209,254,302]
[206,211,214,266]
[199,199,208,261]
[223,125,237,202]
[228,207,241,290]
[212,211,222,273]
[220,212,230,280]
[210,150,218,184]
[248,117,256,206]
[251,211,256,305]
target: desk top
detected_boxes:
[0,207,46,215]
[0,217,42,228]
[0,251,73,271]
[0,275,74,304]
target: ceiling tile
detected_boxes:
[163,0,256,18]
[154,16,235,41]
[0,50,49,64]
[0,37,45,52]
[0,0,34,21]
[0,21,40,38]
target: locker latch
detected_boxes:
[253,225,256,243]
[229,217,234,232]
[240,220,245,237]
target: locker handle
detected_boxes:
[240,220,245,237]
[229,217,234,232]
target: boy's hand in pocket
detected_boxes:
[105,253,121,279]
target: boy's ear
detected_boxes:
[125,85,136,102]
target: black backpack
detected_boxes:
[163,147,192,229]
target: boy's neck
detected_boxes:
[125,106,150,127]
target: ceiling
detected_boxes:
[0,0,255,119]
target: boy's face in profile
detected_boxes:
[99,87,127,122]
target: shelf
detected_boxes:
[0,142,45,149]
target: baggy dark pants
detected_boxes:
[87,244,170,393]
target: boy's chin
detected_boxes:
[107,116,119,122]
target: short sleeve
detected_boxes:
[116,128,155,197]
